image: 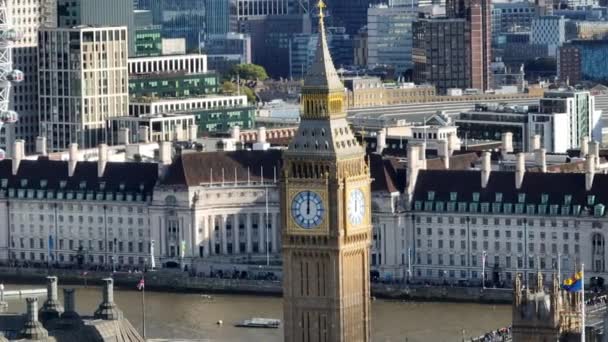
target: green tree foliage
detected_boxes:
[221,80,257,103]
[230,64,269,81]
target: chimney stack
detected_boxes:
[12,139,24,175]
[437,139,449,169]
[20,298,49,339]
[530,134,541,152]
[61,288,78,319]
[39,276,63,321]
[118,127,129,145]
[231,125,241,141]
[502,132,514,154]
[515,152,526,189]
[159,141,172,165]
[581,136,589,157]
[97,144,108,178]
[188,124,198,142]
[138,125,150,143]
[376,130,386,154]
[406,144,424,201]
[94,278,123,320]
[586,155,596,191]
[481,151,491,188]
[447,132,457,156]
[257,126,266,144]
[68,143,79,177]
[253,126,270,151]
[589,140,600,161]
[535,148,547,173]
[35,136,47,156]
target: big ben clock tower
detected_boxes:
[281,1,372,341]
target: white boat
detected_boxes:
[235,317,281,328]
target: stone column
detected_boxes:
[271,212,278,253]
[246,213,253,253]
[276,212,282,252]
[202,216,209,257]
[259,212,266,254]
[221,214,228,255]
[233,213,240,254]
[209,215,216,255]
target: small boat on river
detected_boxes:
[235,317,281,328]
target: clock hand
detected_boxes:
[306,192,310,215]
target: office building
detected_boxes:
[109,113,197,144]
[491,2,537,45]
[325,0,383,34]
[149,0,206,50]
[234,0,309,19]
[134,26,163,57]
[8,0,56,155]
[57,0,136,56]
[454,90,601,153]
[38,26,129,152]
[204,0,236,37]
[531,16,566,57]
[240,14,311,77]
[536,90,601,151]
[366,5,417,73]
[413,18,470,94]
[288,27,352,79]
[445,0,492,92]
[202,32,252,75]
[344,77,436,108]
[566,20,608,40]
[129,96,255,133]
[558,40,608,85]
[128,54,254,134]
[415,0,492,93]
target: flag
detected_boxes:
[48,235,54,261]
[562,271,583,292]
[482,250,487,265]
[137,277,145,291]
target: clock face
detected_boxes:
[348,189,366,225]
[291,191,325,229]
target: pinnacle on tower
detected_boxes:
[302,0,343,92]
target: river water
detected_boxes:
[3,283,511,342]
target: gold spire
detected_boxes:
[302,0,343,92]
[317,0,326,19]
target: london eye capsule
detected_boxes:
[0,110,18,123]
[0,28,22,42]
[7,69,23,82]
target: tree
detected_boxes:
[230,64,269,81]
[221,81,237,94]
[221,80,257,103]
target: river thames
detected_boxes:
[4,283,510,341]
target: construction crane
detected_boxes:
[0,0,23,160]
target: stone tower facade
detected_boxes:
[512,272,583,342]
[280,1,372,341]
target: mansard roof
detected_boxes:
[0,159,157,200]
[369,153,398,193]
[412,169,608,209]
[162,150,283,186]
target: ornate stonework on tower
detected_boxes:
[280,1,372,341]
[512,272,583,342]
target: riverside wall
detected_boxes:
[0,267,513,304]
